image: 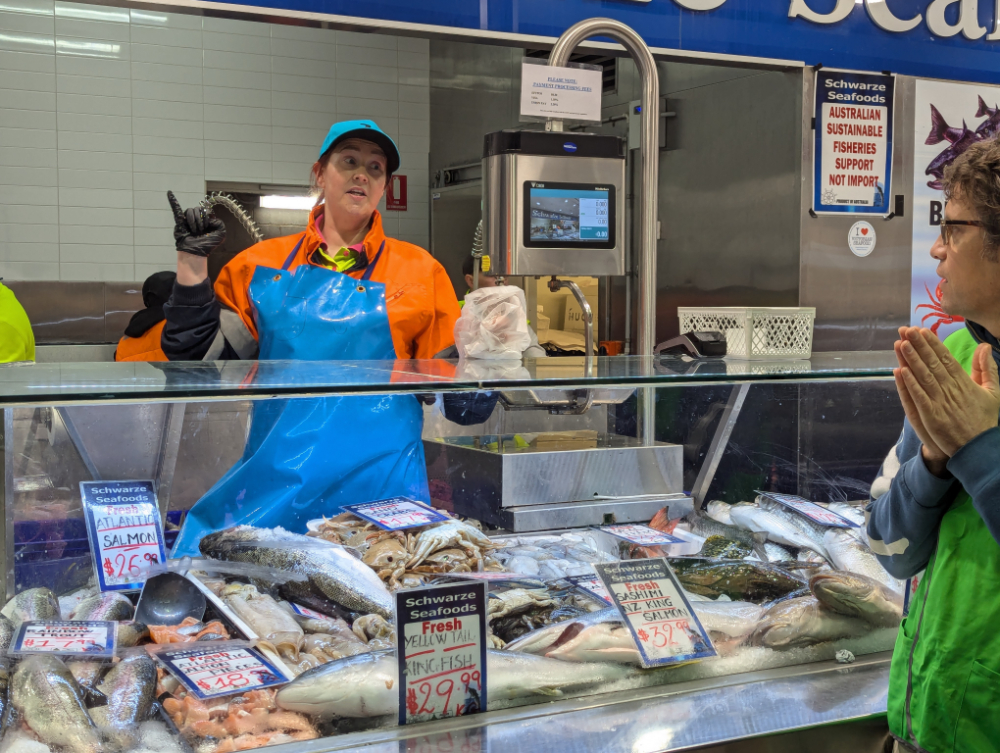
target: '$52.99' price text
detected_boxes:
[103,551,158,580]
[406,671,482,719]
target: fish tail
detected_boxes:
[925,105,951,146]
[976,95,991,119]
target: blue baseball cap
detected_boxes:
[318,120,400,174]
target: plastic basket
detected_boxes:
[678,307,816,360]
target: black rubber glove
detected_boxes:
[168,190,226,257]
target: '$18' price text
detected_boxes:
[406,670,482,719]
[173,650,280,696]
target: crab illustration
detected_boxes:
[915,281,964,335]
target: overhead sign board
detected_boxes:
[147,0,1000,87]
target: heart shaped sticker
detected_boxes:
[861,227,869,235]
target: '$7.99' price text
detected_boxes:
[406,671,482,719]
[103,551,158,580]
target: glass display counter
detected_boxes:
[0,354,900,753]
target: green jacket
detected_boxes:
[886,327,1000,752]
[0,283,34,363]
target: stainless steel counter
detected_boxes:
[267,652,891,753]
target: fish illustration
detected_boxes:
[925,119,980,190]
[974,95,1000,139]
[925,104,966,145]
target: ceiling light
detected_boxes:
[261,195,314,210]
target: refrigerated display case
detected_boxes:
[0,353,901,753]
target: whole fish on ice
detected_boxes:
[275,649,630,718]
[70,592,134,622]
[10,655,101,753]
[810,571,902,628]
[2,588,60,629]
[750,596,870,650]
[822,528,903,593]
[89,653,158,748]
[727,503,826,557]
[199,526,394,618]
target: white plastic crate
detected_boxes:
[677,307,816,360]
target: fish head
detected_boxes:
[276,651,395,718]
[810,571,902,625]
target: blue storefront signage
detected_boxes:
[192,0,1000,86]
[813,70,895,216]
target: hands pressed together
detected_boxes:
[894,326,1000,477]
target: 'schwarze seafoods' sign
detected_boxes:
[80,480,168,592]
[814,70,895,216]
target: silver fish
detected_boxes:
[10,655,101,753]
[704,500,737,526]
[544,621,640,665]
[822,528,903,593]
[90,653,157,749]
[0,614,14,655]
[504,608,620,655]
[117,621,149,648]
[684,512,762,548]
[692,600,765,640]
[275,649,630,719]
[70,592,134,622]
[810,571,902,628]
[68,660,105,693]
[750,596,870,650]
[199,526,394,618]
[824,501,866,527]
[729,503,827,557]
[755,496,831,555]
[1,587,60,629]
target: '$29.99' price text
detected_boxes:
[103,551,158,580]
[406,671,482,719]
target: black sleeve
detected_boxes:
[162,279,225,361]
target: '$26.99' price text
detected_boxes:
[406,671,482,719]
[103,551,158,580]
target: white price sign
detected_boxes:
[520,61,602,122]
[599,524,685,547]
[343,497,448,531]
[565,574,613,605]
[159,645,289,699]
[13,621,116,658]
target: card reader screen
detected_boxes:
[524,182,615,249]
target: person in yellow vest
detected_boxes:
[115,271,174,362]
[867,138,1000,753]
[0,280,35,363]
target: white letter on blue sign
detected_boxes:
[673,0,727,9]
[865,0,922,32]
[788,0,855,23]
[926,0,987,39]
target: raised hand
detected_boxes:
[168,190,226,258]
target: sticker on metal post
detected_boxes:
[80,480,168,592]
[593,558,716,668]
[343,497,449,531]
[565,574,614,605]
[756,491,858,528]
[156,644,289,699]
[12,620,117,658]
[395,581,488,725]
[598,524,685,547]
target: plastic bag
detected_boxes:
[454,285,532,360]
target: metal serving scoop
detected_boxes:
[134,572,207,626]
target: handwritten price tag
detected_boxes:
[599,524,685,546]
[395,581,488,726]
[13,621,116,658]
[343,497,449,531]
[158,645,288,699]
[80,480,167,592]
[593,559,716,668]
[757,491,858,528]
[565,574,613,605]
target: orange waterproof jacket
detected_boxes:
[215,207,460,360]
[115,320,167,362]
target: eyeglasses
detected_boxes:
[940,219,984,245]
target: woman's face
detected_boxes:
[315,138,388,225]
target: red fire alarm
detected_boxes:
[386,175,407,211]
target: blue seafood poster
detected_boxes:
[814,70,895,217]
[911,79,1000,338]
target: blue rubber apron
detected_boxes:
[172,237,430,556]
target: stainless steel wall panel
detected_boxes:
[8,281,108,344]
[798,75,916,352]
[105,281,144,343]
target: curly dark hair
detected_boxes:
[942,137,1000,262]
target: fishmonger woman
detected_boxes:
[164,120,495,555]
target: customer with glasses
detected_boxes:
[867,138,1000,753]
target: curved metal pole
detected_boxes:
[547,19,659,443]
